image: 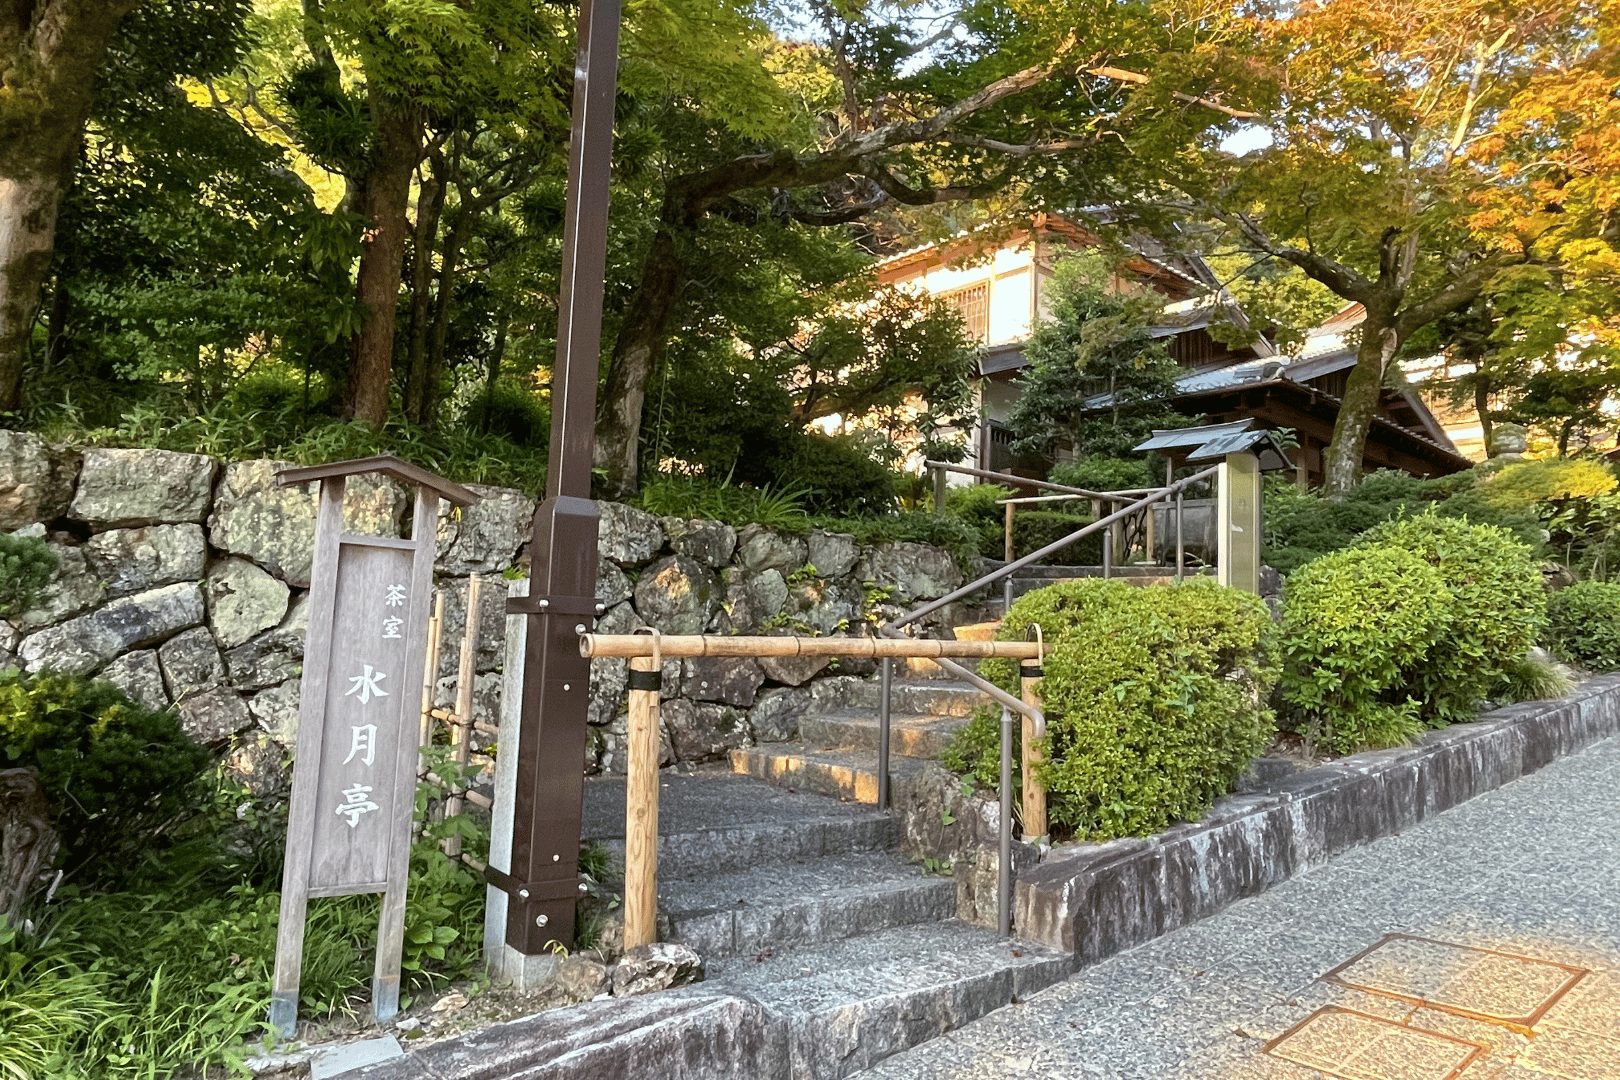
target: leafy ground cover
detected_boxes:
[0,671,487,1079]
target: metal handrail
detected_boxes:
[924,460,1112,500]
[879,462,1221,935]
[889,465,1221,633]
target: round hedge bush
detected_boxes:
[948,578,1277,840]
[1278,545,1452,753]
[1356,512,1546,725]
[1545,581,1620,671]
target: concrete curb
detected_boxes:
[1015,674,1620,961]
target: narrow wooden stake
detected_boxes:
[1020,660,1047,842]
[1003,501,1016,563]
[445,574,482,858]
[418,590,445,750]
[622,654,662,950]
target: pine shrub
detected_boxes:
[1545,581,1620,672]
[0,533,57,617]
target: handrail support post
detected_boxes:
[877,658,893,810]
[997,704,1013,936]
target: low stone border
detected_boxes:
[1015,675,1620,961]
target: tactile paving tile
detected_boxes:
[1323,934,1588,1028]
[1265,1006,1486,1080]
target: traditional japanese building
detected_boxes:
[877,216,1471,485]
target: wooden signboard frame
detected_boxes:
[268,457,477,1037]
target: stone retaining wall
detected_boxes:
[0,430,968,793]
[1015,674,1620,959]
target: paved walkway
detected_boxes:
[860,734,1620,1079]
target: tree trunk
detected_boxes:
[1322,314,1400,498]
[422,211,475,428]
[0,175,62,408]
[342,100,422,426]
[1474,377,1493,455]
[594,228,687,498]
[1,768,57,924]
[402,161,446,424]
[0,0,140,410]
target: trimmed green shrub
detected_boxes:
[0,671,210,876]
[1048,456,1155,493]
[947,579,1277,840]
[1278,546,1452,753]
[1545,581,1620,671]
[1358,513,1546,724]
[1011,509,1103,565]
[0,533,57,616]
[767,433,899,517]
[945,482,1015,557]
[1477,458,1618,507]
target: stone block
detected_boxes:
[664,518,737,568]
[436,484,533,574]
[83,524,206,599]
[158,626,225,700]
[99,650,169,711]
[17,582,204,675]
[0,431,76,529]
[205,556,289,649]
[633,555,718,635]
[597,501,664,566]
[70,447,216,527]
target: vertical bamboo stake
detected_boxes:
[1003,500,1015,563]
[623,653,663,950]
[1019,658,1047,842]
[445,574,482,858]
[418,590,445,752]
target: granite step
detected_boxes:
[582,771,898,875]
[659,851,955,960]
[699,920,1075,1079]
[840,679,987,718]
[729,743,929,805]
[798,711,970,760]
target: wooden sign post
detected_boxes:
[269,456,478,1037]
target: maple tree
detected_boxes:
[1160,0,1620,494]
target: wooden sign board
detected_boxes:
[269,457,478,1037]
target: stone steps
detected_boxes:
[730,743,929,805]
[698,920,1074,1079]
[659,851,955,960]
[837,678,986,718]
[798,710,971,760]
[582,771,897,876]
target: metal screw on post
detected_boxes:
[998,705,1013,936]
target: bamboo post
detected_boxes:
[1019,659,1047,841]
[622,653,663,950]
[1003,500,1015,563]
[418,590,445,749]
[444,574,482,858]
[1144,501,1157,565]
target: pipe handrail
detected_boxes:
[923,460,1109,500]
[887,465,1221,634]
[995,493,1091,506]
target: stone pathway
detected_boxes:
[858,733,1620,1079]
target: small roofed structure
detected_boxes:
[1134,420,1293,481]
[276,454,481,508]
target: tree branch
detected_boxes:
[1226,211,1374,303]
[1395,255,1517,337]
[1086,65,1264,121]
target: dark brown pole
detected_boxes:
[501,0,622,953]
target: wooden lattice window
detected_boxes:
[942,283,990,342]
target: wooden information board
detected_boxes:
[268,457,477,1036]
